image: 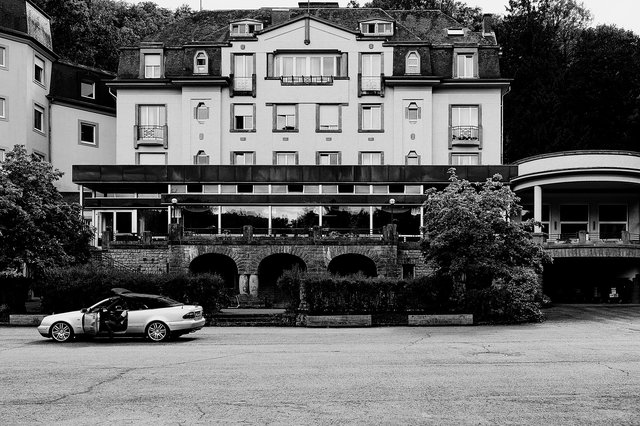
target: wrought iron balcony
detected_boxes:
[134,125,168,148]
[280,75,334,85]
[233,75,254,92]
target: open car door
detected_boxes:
[82,311,100,335]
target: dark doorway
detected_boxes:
[258,254,307,308]
[328,254,377,277]
[189,253,239,295]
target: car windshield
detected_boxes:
[87,298,115,313]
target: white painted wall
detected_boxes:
[50,104,116,192]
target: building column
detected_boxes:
[249,274,259,296]
[534,185,543,234]
[239,274,249,295]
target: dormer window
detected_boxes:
[447,28,465,36]
[194,51,208,74]
[360,20,393,36]
[143,53,162,78]
[405,51,420,75]
[230,21,263,36]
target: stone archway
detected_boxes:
[328,253,377,277]
[189,253,239,294]
[257,253,307,308]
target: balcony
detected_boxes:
[231,74,256,97]
[358,74,384,96]
[450,125,481,148]
[134,125,168,149]
[280,75,333,86]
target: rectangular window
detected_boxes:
[451,106,479,143]
[360,22,393,35]
[317,105,340,131]
[232,151,255,165]
[274,55,340,78]
[275,151,298,165]
[81,80,95,99]
[0,46,6,68]
[136,105,166,144]
[0,97,5,119]
[456,54,475,78]
[34,104,44,132]
[232,104,254,131]
[144,54,161,78]
[560,205,588,239]
[599,205,627,239]
[359,152,383,165]
[360,104,382,131]
[233,54,254,91]
[34,56,44,85]
[138,153,166,165]
[317,152,340,165]
[79,121,97,145]
[361,53,381,91]
[450,153,479,165]
[274,105,297,131]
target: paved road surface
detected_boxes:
[1,305,640,425]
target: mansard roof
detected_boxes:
[142,7,496,47]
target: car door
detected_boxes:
[82,311,100,335]
[124,298,148,334]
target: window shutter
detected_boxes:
[267,53,274,77]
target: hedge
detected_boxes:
[40,264,226,316]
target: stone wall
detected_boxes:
[101,247,170,274]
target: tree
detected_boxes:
[358,0,484,30]
[0,146,93,276]
[32,0,193,72]
[421,170,550,309]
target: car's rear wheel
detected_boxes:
[51,322,73,343]
[146,321,169,342]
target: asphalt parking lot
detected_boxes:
[1,305,639,425]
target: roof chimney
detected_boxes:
[482,14,493,36]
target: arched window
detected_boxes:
[194,51,208,74]
[405,51,420,75]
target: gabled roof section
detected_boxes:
[141,7,496,47]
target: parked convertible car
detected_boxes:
[38,288,205,342]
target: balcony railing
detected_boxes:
[233,76,253,91]
[451,126,480,143]
[134,125,168,148]
[280,75,333,85]
[542,231,639,245]
[358,74,384,97]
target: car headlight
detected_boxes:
[182,312,195,319]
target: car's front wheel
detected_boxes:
[51,322,74,343]
[146,321,169,342]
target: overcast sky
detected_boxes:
[128,0,640,35]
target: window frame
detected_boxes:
[449,104,482,148]
[33,103,45,134]
[405,51,420,75]
[274,151,299,165]
[140,50,163,79]
[358,104,384,132]
[193,51,208,75]
[453,48,478,79]
[316,104,342,132]
[34,55,45,86]
[272,104,298,132]
[316,151,341,165]
[0,45,7,69]
[80,80,95,99]
[0,96,6,121]
[231,103,256,132]
[230,21,263,36]
[231,151,256,165]
[359,20,394,36]
[78,120,99,147]
[135,104,167,148]
[359,151,384,165]
[449,153,480,166]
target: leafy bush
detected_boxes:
[278,271,456,315]
[40,264,225,316]
[466,267,544,324]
